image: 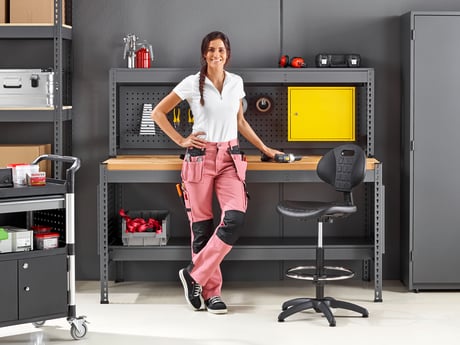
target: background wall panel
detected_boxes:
[71,0,460,280]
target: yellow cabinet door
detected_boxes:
[288,86,355,141]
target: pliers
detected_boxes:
[188,108,194,125]
[173,107,180,128]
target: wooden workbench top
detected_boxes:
[103,155,380,171]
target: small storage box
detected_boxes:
[34,232,60,250]
[0,228,12,253]
[8,164,39,185]
[27,171,47,186]
[122,210,170,246]
[0,69,55,107]
[1,226,33,251]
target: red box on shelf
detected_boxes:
[34,232,59,250]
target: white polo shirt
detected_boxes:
[173,71,245,142]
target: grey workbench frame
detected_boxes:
[109,68,375,156]
[99,67,384,303]
[98,162,384,303]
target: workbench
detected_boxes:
[98,154,384,303]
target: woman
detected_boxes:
[151,31,281,314]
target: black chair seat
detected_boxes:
[277,200,357,219]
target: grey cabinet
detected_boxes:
[0,260,17,322]
[401,11,460,290]
[0,250,68,324]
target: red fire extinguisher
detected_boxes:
[135,41,153,68]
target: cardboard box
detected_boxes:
[0,0,7,23]
[10,0,66,24]
[0,144,51,176]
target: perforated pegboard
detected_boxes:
[33,209,66,242]
[119,85,175,149]
[117,83,369,154]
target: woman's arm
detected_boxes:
[151,92,206,149]
[237,100,281,158]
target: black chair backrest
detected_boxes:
[317,144,366,193]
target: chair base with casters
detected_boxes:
[277,220,369,327]
[277,144,370,327]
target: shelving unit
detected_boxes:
[0,1,84,339]
[99,67,384,304]
[0,0,72,178]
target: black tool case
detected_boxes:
[0,154,88,340]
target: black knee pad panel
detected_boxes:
[192,219,214,254]
[217,210,245,245]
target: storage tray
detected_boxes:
[0,179,67,199]
[122,210,170,246]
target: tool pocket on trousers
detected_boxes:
[230,153,248,182]
[181,158,204,183]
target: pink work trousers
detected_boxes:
[181,139,248,299]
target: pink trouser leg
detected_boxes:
[182,140,247,300]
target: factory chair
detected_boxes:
[277,144,369,327]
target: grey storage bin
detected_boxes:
[122,210,169,246]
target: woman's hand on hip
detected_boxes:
[180,131,207,149]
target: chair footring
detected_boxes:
[278,296,369,327]
[286,265,354,281]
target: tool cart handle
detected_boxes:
[31,154,81,193]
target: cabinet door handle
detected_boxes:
[24,286,30,292]
[22,263,29,269]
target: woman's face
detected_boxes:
[204,39,228,68]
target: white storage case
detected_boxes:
[1,226,33,251]
[0,69,54,107]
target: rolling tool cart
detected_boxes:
[0,154,88,340]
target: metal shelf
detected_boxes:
[0,196,64,213]
[0,24,72,40]
[0,246,67,260]
[111,67,373,84]
[110,237,374,262]
[0,107,72,122]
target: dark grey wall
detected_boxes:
[72,0,460,280]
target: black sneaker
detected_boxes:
[179,268,204,310]
[205,296,228,314]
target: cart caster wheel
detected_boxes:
[70,323,88,340]
[33,321,46,327]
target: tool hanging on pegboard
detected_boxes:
[139,103,156,135]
